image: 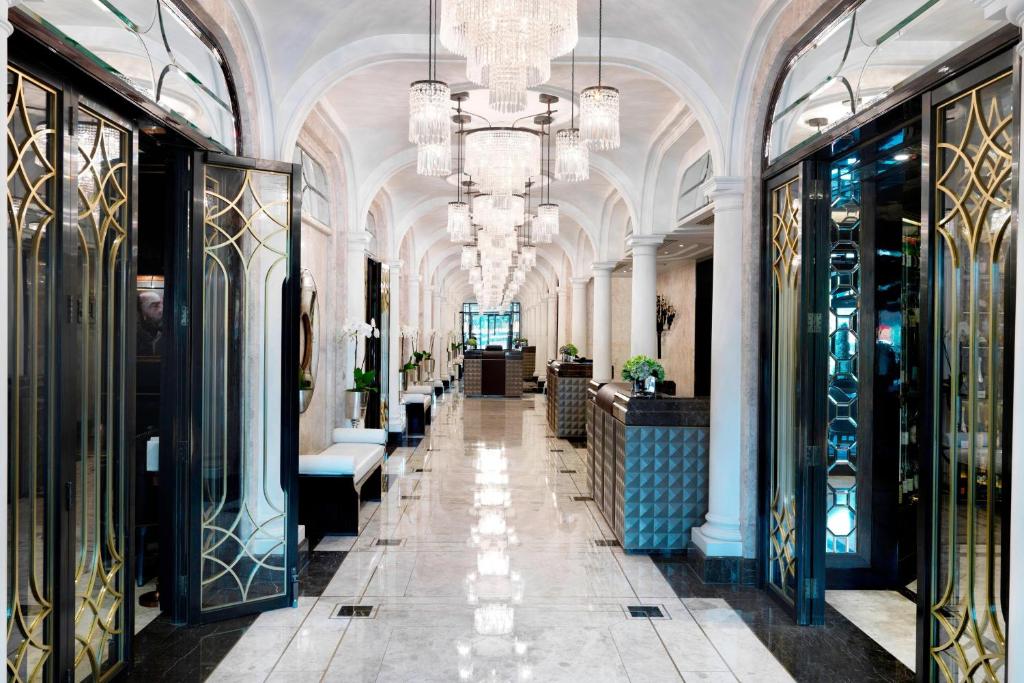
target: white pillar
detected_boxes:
[406,275,421,342]
[546,293,558,361]
[691,177,745,557]
[422,284,434,359]
[627,236,662,358]
[345,232,371,386]
[570,277,589,355]
[432,291,443,368]
[387,261,405,432]
[557,286,570,350]
[1,2,12,634]
[591,263,615,381]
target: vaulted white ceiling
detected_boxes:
[233,0,786,302]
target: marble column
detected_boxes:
[422,285,434,363]
[570,277,589,355]
[591,263,615,382]
[433,290,444,369]
[406,274,421,344]
[387,260,405,433]
[691,176,746,557]
[557,286,570,350]
[546,293,558,361]
[346,232,371,386]
[627,235,662,358]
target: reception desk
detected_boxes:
[587,381,709,552]
[464,349,523,397]
[546,360,593,438]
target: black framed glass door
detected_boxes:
[188,152,301,622]
[761,162,827,625]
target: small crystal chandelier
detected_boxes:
[447,96,473,238]
[461,245,477,270]
[440,0,578,113]
[580,0,620,150]
[556,51,589,182]
[464,127,541,202]
[411,0,451,175]
[536,98,560,241]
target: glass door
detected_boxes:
[188,152,301,622]
[761,162,827,625]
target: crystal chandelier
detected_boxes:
[556,52,589,181]
[440,0,578,114]
[448,200,471,241]
[464,127,541,201]
[535,203,559,240]
[580,0,620,150]
[461,245,477,270]
[412,0,452,175]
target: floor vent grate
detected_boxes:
[375,538,404,546]
[572,496,594,502]
[625,605,668,619]
[332,605,377,619]
[559,468,576,474]
[594,539,620,547]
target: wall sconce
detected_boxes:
[656,294,676,359]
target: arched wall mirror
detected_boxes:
[298,269,319,413]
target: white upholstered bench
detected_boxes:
[298,428,386,543]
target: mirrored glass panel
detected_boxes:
[7,65,59,683]
[929,68,1011,681]
[72,106,132,681]
[768,0,1006,162]
[200,163,291,611]
[767,176,801,602]
[19,0,237,152]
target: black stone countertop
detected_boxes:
[548,360,594,378]
[593,382,710,427]
[465,349,523,360]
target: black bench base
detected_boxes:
[299,464,382,548]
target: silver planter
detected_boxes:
[401,372,410,392]
[346,390,369,426]
[419,358,435,382]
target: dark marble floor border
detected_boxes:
[653,557,915,683]
[127,551,348,680]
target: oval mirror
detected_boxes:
[298,269,319,413]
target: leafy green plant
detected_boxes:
[621,355,665,382]
[422,351,432,360]
[559,343,578,357]
[401,361,418,373]
[347,368,378,393]
[466,336,478,348]
[412,350,425,363]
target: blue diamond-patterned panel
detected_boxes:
[614,423,709,552]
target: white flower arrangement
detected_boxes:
[342,318,379,340]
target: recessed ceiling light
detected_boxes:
[894,153,910,162]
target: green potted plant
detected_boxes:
[513,336,528,349]
[559,343,578,362]
[466,336,478,349]
[421,350,435,381]
[621,355,665,397]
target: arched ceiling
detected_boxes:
[233,0,787,302]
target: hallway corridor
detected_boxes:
[206,395,795,682]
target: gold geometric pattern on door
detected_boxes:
[200,164,291,610]
[930,69,1012,683]
[72,106,131,682]
[6,66,58,683]
[767,176,801,602]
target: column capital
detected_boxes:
[592,261,618,275]
[570,276,590,287]
[626,235,664,251]
[702,175,745,212]
[347,230,373,249]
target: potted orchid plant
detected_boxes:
[621,355,666,397]
[342,318,380,425]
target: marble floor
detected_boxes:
[207,392,797,683]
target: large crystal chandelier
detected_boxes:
[556,51,589,182]
[580,0,620,150]
[440,0,578,114]
[464,127,541,202]
[411,0,452,175]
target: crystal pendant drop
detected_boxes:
[408,80,452,145]
[417,141,451,177]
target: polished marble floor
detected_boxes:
[207,392,797,682]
